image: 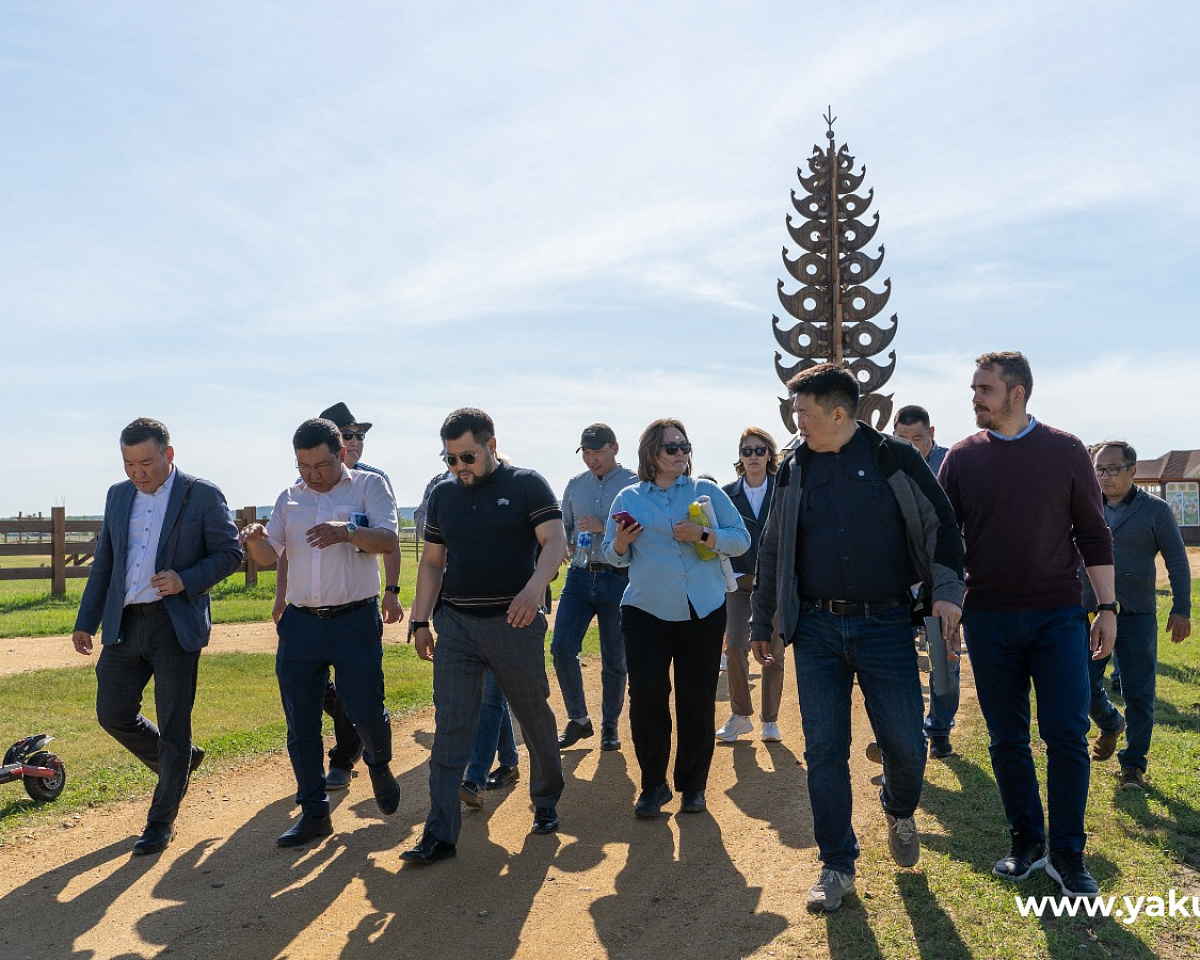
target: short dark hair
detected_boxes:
[733,427,780,476]
[293,417,344,454]
[976,351,1034,400]
[786,363,859,416]
[1094,440,1137,466]
[893,405,931,429]
[637,418,691,483]
[441,407,495,445]
[120,418,170,451]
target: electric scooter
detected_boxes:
[1,734,67,802]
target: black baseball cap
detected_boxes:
[577,423,617,452]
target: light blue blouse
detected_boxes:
[602,474,750,621]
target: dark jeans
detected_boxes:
[324,679,364,772]
[276,603,392,817]
[792,600,926,873]
[1089,611,1157,773]
[551,566,628,726]
[465,668,518,786]
[620,603,725,793]
[962,606,1091,853]
[96,602,201,825]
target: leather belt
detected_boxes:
[587,562,628,576]
[124,600,166,618]
[804,594,909,618]
[295,597,376,620]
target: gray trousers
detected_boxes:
[724,576,785,722]
[426,605,564,844]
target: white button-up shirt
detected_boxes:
[124,468,178,606]
[266,466,397,607]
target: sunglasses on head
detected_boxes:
[443,451,482,466]
[341,431,367,441]
[740,445,768,457]
[661,442,692,455]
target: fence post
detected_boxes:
[51,506,67,596]
[240,506,259,587]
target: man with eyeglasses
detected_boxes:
[939,351,1115,900]
[553,423,637,752]
[403,408,567,864]
[241,417,401,847]
[271,401,403,793]
[1084,441,1191,792]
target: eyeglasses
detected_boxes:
[661,442,692,455]
[740,445,768,458]
[341,431,366,442]
[443,451,482,467]
[1095,465,1130,477]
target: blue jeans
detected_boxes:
[962,607,1091,853]
[464,669,518,786]
[1088,611,1157,773]
[924,634,961,739]
[793,600,926,873]
[551,567,628,726]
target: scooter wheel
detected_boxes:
[24,751,66,802]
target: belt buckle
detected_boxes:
[316,606,336,619]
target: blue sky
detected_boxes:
[4,2,1198,514]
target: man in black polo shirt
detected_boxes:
[750,364,964,912]
[402,408,568,864]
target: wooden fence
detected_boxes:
[1,507,420,596]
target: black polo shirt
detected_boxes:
[424,462,562,617]
[795,426,916,602]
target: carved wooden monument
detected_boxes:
[774,110,896,433]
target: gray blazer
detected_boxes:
[1081,487,1192,617]
[74,470,243,651]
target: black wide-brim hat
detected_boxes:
[319,402,373,432]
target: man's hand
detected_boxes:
[576,515,605,534]
[72,630,94,655]
[414,627,435,661]
[271,599,286,624]
[931,600,963,661]
[239,522,269,545]
[750,639,775,666]
[507,583,545,629]
[382,592,405,624]
[1090,610,1117,659]
[306,522,350,550]
[1167,613,1192,644]
[151,569,184,596]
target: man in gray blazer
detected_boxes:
[73,418,242,855]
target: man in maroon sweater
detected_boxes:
[940,351,1116,901]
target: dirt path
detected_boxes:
[0,624,971,960]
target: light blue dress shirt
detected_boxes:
[124,467,178,606]
[602,475,750,621]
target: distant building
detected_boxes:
[1134,449,1200,544]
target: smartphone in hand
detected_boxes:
[612,511,638,528]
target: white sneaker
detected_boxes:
[715,713,753,742]
[806,867,856,912]
[760,721,782,742]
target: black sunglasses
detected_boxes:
[341,431,367,441]
[443,451,482,467]
[740,445,768,457]
[662,442,692,455]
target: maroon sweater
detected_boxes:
[939,422,1113,611]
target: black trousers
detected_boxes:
[96,602,201,825]
[621,603,726,793]
[323,680,363,771]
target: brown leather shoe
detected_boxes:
[1116,766,1145,791]
[1091,716,1125,761]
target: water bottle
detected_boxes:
[572,530,592,568]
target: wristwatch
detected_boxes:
[1097,602,1118,613]
[384,585,401,595]
[345,521,358,542]
[408,620,431,639]
[700,528,712,545]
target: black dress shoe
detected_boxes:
[459,780,483,809]
[133,820,175,856]
[635,782,672,819]
[400,833,457,865]
[189,746,205,774]
[600,725,621,751]
[681,790,706,813]
[485,764,520,790]
[531,806,559,834]
[277,812,333,848]
[558,719,595,749]
[369,763,400,815]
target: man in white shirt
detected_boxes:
[241,417,400,847]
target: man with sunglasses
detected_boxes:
[403,408,567,864]
[553,423,638,752]
[271,401,403,793]
[1084,441,1191,792]
[241,417,401,847]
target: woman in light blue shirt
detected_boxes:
[603,418,749,818]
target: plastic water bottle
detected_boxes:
[572,531,592,568]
